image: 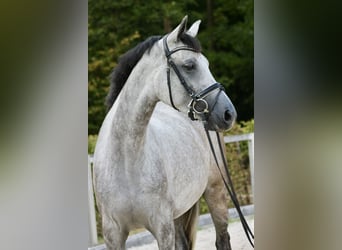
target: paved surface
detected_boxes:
[88,205,254,250]
[129,216,254,250]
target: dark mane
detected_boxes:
[105,36,162,110]
[106,33,201,110]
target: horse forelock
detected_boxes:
[105,33,201,111]
[179,33,201,53]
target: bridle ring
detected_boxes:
[191,98,209,114]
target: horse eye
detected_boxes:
[182,61,196,71]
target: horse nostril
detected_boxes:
[224,110,232,122]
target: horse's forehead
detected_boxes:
[174,51,208,65]
[200,54,209,66]
[155,38,208,66]
[191,53,209,67]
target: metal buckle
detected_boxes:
[192,98,209,114]
[188,98,209,121]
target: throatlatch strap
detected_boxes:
[205,129,255,248]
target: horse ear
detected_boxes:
[187,20,201,37]
[167,15,188,43]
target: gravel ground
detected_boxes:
[128,216,254,250]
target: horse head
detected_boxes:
[154,16,237,132]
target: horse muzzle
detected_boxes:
[188,86,237,132]
[187,82,223,120]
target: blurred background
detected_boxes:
[88,0,254,241]
[88,0,254,135]
[0,0,341,249]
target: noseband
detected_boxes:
[163,36,224,121]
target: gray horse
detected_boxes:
[93,16,237,250]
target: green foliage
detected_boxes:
[226,119,254,135]
[200,119,254,213]
[89,0,253,237]
[224,119,254,207]
[88,134,98,154]
[88,0,253,134]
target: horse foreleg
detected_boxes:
[102,213,128,250]
[151,221,175,250]
[174,221,189,250]
[204,182,232,250]
[174,202,199,249]
[148,207,175,250]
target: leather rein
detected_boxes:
[163,35,255,247]
[205,130,255,247]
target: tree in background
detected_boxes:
[89,0,253,135]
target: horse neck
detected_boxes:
[109,58,160,152]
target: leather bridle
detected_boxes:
[163,35,224,121]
